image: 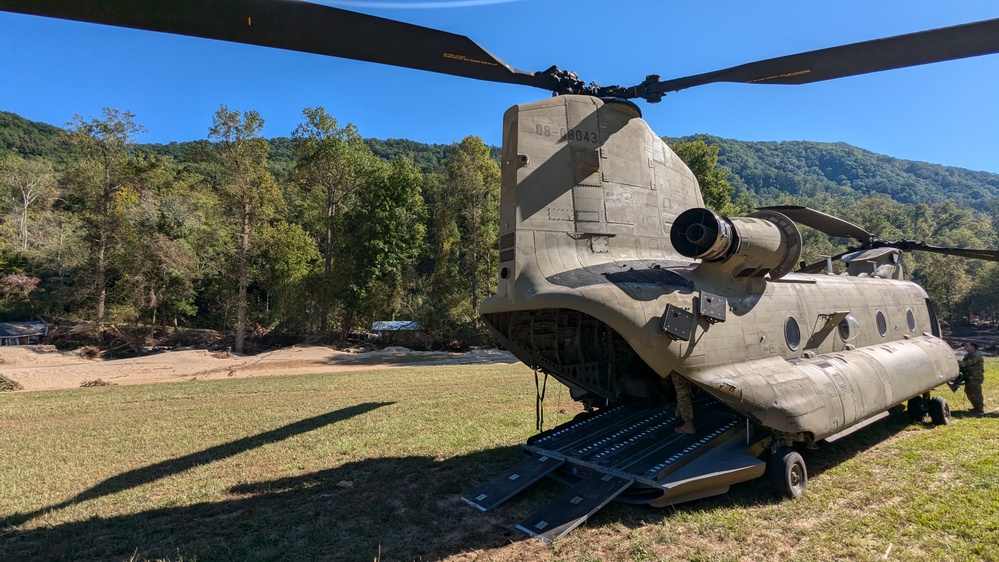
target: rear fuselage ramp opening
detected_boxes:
[462,403,769,541]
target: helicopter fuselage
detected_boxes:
[479,94,958,445]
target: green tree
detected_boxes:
[669,137,744,214]
[208,106,279,353]
[427,136,500,331]
[453,137,500,314]
[335,157,426,335]
[291,107,376,333]
[292,107,373,274]
[917,252,972,323]
[89,154,212,328]
[65,108,146,322]
[965,262,999,327]
[844,195,910,241]
[908,202,990,323]
[0,223,9,273]
[255,220,321,330]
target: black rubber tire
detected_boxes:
[769,447,807,499]
[907,397,927,422]
[929,396,951,426]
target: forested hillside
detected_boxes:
[679,134,999,207]
[0,111,77,166]
[3,109,999,352]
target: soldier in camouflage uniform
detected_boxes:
[961,342,986,416]
[672,372,695,434]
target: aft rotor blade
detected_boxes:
[0,0,557,90]
[758,206,874,243]
[890,241,999,262]
[656,18,999,93]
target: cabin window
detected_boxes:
[838,315,859,342]
[925,299,942,337]
[876,310,888,336]
[784,316,801,351]
[906,309,916,332]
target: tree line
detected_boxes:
[0,106,500,352]
[3,110,999,353]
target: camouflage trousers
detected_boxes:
[965,374,985,412]
[672,372,694,422]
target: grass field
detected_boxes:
[1,361,997,562]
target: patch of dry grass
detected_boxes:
[79,378,116,387]
[1,361,997,561]
[0,373,23,391]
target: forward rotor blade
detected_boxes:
[758,206,874,243]
[889,241,999,262]
[656,18,999,93]
[0,0,557,90]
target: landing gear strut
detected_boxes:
[907,396,929,422]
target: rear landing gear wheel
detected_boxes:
[769,447,807,499]
[929,396,951,426]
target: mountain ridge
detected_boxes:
[4,110,997,208]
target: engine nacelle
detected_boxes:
[670,208,802,281]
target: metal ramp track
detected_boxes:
[524,404,740,485]
[515,472,633,542]
[461,453,564,511]
[463,402,743,541]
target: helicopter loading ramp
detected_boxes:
[462,402,770,542]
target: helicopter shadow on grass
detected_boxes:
[0,402,567,562]
[0,407,936,561]
[0,402,394,530]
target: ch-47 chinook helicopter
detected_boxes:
[4,0,999,542]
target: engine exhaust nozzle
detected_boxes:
[671,208,735,261]
[670,207,802,281]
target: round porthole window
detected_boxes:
[839,315,859,342]
[784,316,801,351]
[906,309,916,332]
[876,311,888,336]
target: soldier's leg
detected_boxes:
[672,373,695,434]
[965,375,985,414]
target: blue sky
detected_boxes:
[1,0,997,172]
